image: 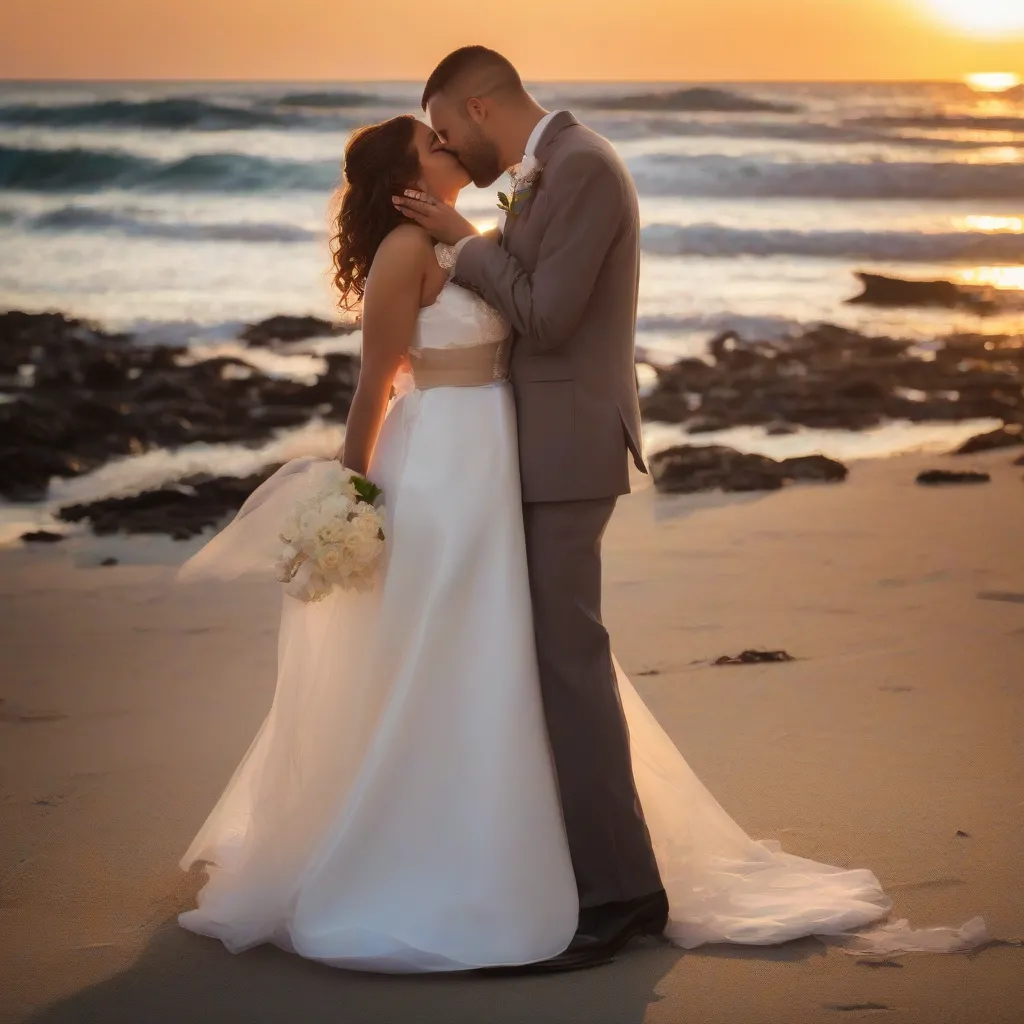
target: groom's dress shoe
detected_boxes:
[479,889,669,976]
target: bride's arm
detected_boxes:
[337,226,428,476]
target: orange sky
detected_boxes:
[1,0,1022,81]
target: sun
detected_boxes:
[965,72,1022,93]
[964,72,1022,92]
[920,0,1024,37]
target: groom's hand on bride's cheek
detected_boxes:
[392,191,478,246]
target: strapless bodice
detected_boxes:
[414,285,510,354]
[407,245,511,390]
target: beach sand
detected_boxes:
[1,448,1022,1024]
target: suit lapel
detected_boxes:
[501,112,578,252]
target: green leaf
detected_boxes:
[496,191,511,211]
[352,474,383,505]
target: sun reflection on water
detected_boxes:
[959,215,1024,233]
[953,265,1024,290]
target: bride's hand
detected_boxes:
[392,190,478,246]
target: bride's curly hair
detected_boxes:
[330,115,421,312]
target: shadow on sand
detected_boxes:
[22,902,827,1024]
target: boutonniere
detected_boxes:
[497,156,543,218]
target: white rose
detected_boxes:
[518,154,541,180]
[343,515,384,565]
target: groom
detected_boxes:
[394,46,667,972]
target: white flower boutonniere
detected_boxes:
[497,156,543,219]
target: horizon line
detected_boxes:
[0,75,1013,86]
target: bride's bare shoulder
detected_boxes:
[371,224,433,278]
[363,226,433,303]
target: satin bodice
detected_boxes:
[407,245,511,390]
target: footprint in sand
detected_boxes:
[0,699,66,724]
[826,1004,893,1013]
[878,570,951,588]
[977,591,1024,604]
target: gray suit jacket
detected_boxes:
[454,111,646,504]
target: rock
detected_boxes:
[0,310,129,373]
[685,416,730,435]
[0,313,361,497]
[714,650,796,666]
[848,273,993,313]
[835,378,889,402]
[240,315,353,346]
[247,404,317,429]
[1014,453,1024,466]
[650,445,849,495]
[0,446,90,501]
[951,425,1023,455]
[100,557,119,566]
[916,470,990,485]
[639,393,694,423]
[779,455,849,482]
[650,445,784,494]
[639,317,1023,436]
[20,530,64,543]
[57,467,282,538]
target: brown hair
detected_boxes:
[420,46,523,110]
[330,115,420,311]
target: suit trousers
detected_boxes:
[522,497,664,908]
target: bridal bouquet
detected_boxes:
[274,464,385,602]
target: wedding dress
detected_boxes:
[176,247,986,971]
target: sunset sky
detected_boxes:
[2,0,1023,81]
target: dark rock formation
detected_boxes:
[641,321,1024,434]
[20,530,64,543]
[240,314,357,347]
[650,445,847,494]
[714,650,796,666]
[0,310,131,377]
[650,445,785,494]
[916,470,991,485]
[57,468,282,540]
[0,446,90,502]
[848,273,994,313]
[951,425,1023,455]
[0,311,359,500]
[778,455,849,482]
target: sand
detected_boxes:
[1,447,1022,1024]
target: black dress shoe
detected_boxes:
[478,889,669,976]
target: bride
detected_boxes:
[175,110,984,972]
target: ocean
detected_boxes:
[1,79,1023,545]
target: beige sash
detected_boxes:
[408,341,509,391]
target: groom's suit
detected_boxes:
[454,111,664,908]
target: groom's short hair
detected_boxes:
[421,47,525,111]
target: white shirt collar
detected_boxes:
[524,109,561,161]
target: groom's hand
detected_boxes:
[392,190,478,246]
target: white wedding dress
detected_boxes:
[176,248,986,971]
